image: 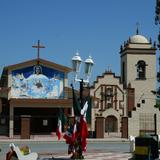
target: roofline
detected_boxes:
[4,58,72,73]
[120,47,156,53]
[90,71,121,89]
[120,48,156,57]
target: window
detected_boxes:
[137,103,141,107]
[139,113,154,135]
[43,120,48,126]
[142,99,145,104]
[136,60,146,80]
[0,118,6,125]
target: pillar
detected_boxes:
[9,105,14,138]
[121,117,128,138]
[0,98,2,114]
[96,117,105,138]
[21,115,31,139]
[127,85,135,117]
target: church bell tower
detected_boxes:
[120,30,158,136]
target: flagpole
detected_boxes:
[79,79,84,159]
[80,79,84,109]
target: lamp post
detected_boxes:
[71,52,94,159]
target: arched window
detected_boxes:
[136,60,146,80]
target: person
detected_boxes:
[34,65,42,75]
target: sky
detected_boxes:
[0,0,158,85]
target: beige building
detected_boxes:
[90,31,160,138]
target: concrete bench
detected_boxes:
[9,143,38,160]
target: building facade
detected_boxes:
[90,32,160,138]
[0,32,160,139]
[0,58,73,138]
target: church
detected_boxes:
[0,30,160,139]
[90,30,160,138]
[0,41,73,138]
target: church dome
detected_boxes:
[130,34,149,44]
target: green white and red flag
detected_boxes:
[80,101,89,151]
[72,123,78,141]
[56,117,62,140]
[63,128,74,144]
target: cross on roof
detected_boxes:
[32,40,45,65]
[136,22,140,35]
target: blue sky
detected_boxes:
[0,0,158,84]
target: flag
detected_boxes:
[82,137,87,152]
[80,115,88,138]
[80,117,88,151]
[80,101,89,152]
[80,116,88,152]
[72,123,78,142]
[63,126,74,145]
[81,101,88,117]
[56,117,62,140]
[56,109,67,140]
[86,97,92,124]
[71,84,81,117]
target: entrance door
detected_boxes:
[31,116,57,134]
[14,107,59,135]
[105,116,118,133]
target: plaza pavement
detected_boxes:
[38,151,132,160]
[0,135,132,160]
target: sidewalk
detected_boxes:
[0,135,129,143]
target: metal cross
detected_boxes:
[32,40,45,64]
[136,22,140,35]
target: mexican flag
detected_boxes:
[56,109,67,140]
[80,115,88,152]
[56,117,62,140]
[80,101,89,152]
[80,115,88,139]
[81,136,87,152]
[63,128,73,144]
[72,123,78,142]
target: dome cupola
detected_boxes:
[130,34,149,44]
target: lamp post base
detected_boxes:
[70,152,84,159]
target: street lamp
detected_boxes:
[71,51,94,159]
[72,52,94,84]
[72,52,94,109]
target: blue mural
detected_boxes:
[11,65,64,99]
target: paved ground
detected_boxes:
[0,136,132,160]
[38,151,132,160]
